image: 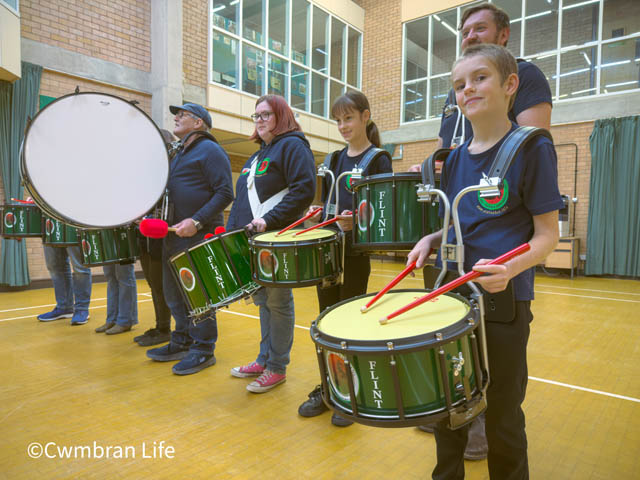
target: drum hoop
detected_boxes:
[352,172,422,189]
[311,289,478,352]
[21,91,169,229]
[249,231,339,248]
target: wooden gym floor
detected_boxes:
[0,259,638,479]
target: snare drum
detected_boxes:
[0,203,43,238]
[79,226,139,267]
[249,228,343,288]
[310,289,487,428]
[352,173,440,251]
[169,229,261,317]
[42,216,79,247]
[21,92,168,228]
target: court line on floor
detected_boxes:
[218,310,639,404]
[0,292,153,314]
[536,284,640,296]
[534,290,640,303]
[528,376,640,403]
[0,299,152,323]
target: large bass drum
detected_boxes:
[20,92,168,228]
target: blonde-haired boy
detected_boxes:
[409,44,563,479]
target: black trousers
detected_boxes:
[316,253,371,313]
[432,301,532,480]
[139,247,171,332]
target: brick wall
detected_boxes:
[183,0,208,89]
[20,0,151,72]
[359,0,402,133]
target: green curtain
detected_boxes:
[586,116,640,277]
[0,62,43,286]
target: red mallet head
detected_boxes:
[204,233,214,239]
[214,226,226,234]
[139,218,169,239]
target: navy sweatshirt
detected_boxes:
[227,131,316,231]
[167,137,234,230]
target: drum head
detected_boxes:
[318,291,470,341]
[253,228,336,243]
[22,93,168,228]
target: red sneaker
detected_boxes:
[246,370,286,393]
[230,361,265,378]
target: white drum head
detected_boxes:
[22,93,169,228]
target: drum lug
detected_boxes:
[340,340,347,350]
[387,341,394,350]
[451,352,465,377]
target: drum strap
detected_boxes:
[486,126,553,184]
[421,148,450,186]
[246,154,289,219]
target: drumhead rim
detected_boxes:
[249,229,340,247]
[310,289,479,351]
[352,172,423,188]
[20,91,169,229]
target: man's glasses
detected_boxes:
[250,111,274,122]
[176,111,199,121]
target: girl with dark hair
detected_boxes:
[297,90,393,425]
[227,95,316,393]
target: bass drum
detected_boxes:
[21,92,168,228]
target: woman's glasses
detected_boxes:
[250,111,274,122]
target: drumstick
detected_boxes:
[379,243,531,325]
[276,207,323,236]
[139,218,177,238]
[293,217,340,236]
[361,260,417,313]
[11,198,35,204]
[360,249,435,313]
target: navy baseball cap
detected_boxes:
[169,103,212,128]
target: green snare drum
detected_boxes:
[80,226,139,267]
[310,289,487,428]
[169,229,261,318]
[0,203,43,238]
[43,217,79,247]
[249,228,343,288]
[352,173,440,252]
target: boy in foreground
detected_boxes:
[408,44,563,479]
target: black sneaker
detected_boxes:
[135,328,170,347]
[331,412,354,427]
[172,352,216,375]
[146,343,189,362]
[298,385,329,417]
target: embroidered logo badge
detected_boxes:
[240,167,250,176]
[478,179,509,211]
[256,157,271,176]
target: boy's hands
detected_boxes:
[471,260,513,293]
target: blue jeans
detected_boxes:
[43,245,92,312]
[163,233,217,354]
[103,263,138,327]
[252,287,295,375]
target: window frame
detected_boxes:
[209,0,363,121]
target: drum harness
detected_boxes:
[316,148,392,288]
[416,126,553,428]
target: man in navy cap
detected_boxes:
[146,102,233,375]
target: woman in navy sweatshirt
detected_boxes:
[227,95,316,393]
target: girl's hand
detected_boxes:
[472,260,513,293]
[336,210,353,231]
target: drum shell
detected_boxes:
[310,290,484,427]
[352,173,440,252]
[249,230,342,288]
[79,226,139,267]
[0,204,43,238]
[168,229,259,317]
[42,217,80,247]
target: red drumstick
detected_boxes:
[379,243,531,325]
[276,207,322,236]
[11,198,35,204]
[361,260,417,313]
[293,217,340,236]
[139,218,177,238]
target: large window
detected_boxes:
[1,0,19,12]
[210,0,363,119]
[402,0,640,123]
